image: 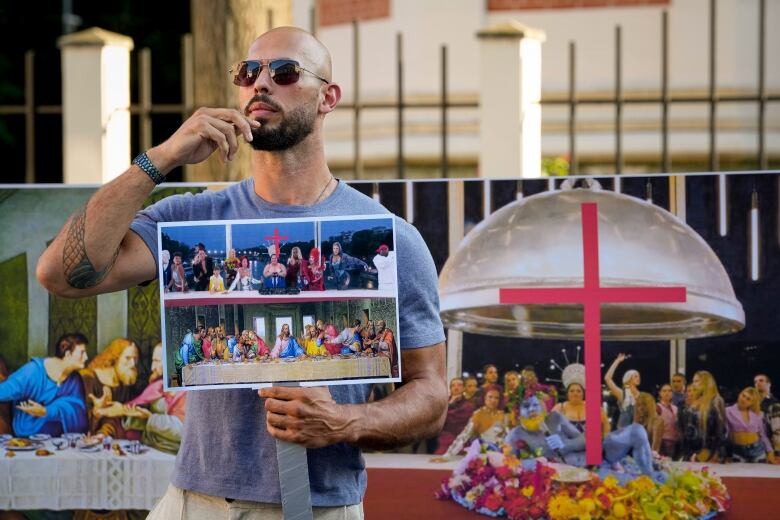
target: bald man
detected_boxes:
[37,27,447,518]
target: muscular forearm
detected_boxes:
[342,345,447,450]
[36,147,173,297]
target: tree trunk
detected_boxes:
[189,0,292,182]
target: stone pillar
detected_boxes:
[477,21,545,179]
[58,28,134,184]
[445,180,465,381]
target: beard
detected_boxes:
[520,414,546,432]
[116,365,138,386]
[247,95,317,151]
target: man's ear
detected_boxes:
[320,83,341,114]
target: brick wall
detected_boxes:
[318,0,390,26]
[488,0,669,10]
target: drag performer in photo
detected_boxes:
[306,247,325,291]
[286,246,308,289]
[329,241,369,290]
[262,254,287,288]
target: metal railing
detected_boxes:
[0,1,777,183]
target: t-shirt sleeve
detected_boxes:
[395,218,446,349]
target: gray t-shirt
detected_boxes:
[130,178,445,505]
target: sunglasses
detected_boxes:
[229,59,329,87]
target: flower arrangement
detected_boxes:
[436,440,730,520]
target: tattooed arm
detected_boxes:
[36,156,164,297]
[36,108,258,297]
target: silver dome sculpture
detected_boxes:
[439,182,745,340]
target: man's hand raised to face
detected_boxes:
[148,108,260,174]
[259,386,354,449]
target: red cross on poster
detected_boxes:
[499,203,686,465]
[264,227,289,257]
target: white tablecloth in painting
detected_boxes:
[183,356,391,385]
[0,441,175,510]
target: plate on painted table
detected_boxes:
[4,438,45,451]
[30,433,51,441]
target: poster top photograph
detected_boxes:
[157,214,397,306]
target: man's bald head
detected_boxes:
[249,27,332,82]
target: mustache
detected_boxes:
[244,95,282,115]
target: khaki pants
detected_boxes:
[147,485,364,520]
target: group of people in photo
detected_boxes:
[162,240,396,294]
[174,316,398,385]
[434,355,780,469]
[0,333,186,454]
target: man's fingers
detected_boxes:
[264,397,304,417]
[199,107,258,142]
[266,422,301,444]
[258,386,306,401]
[198,125,230,161]
[266,410,304,431]
[207,117,240,160]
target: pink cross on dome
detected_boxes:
[499,203,686,465]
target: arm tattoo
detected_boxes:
[63,205,121,289]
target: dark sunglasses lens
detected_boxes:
[271,62,300,85]
[234,61,260,86]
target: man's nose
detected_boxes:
[253,64,274,94]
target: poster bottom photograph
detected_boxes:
[163,298,400,390]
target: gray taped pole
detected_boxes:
[273,382,313,520]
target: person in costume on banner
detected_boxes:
[551,363,610,438]
[124,343,187,454]
[434,377,475,455]
[754,373,780,458]
[0,333,89,437]
[225,255,261,292]
[372,244,396,291]
[433,385,506,460]
[165,252,188,292]
[656,383,681,458]
[37,26,447,518]
[679,370,727,462]
[604,353,641,429]
[79,338,145,438]
[725,387,776,463]
[262,253,287,288]
[328,241,369,290]
[504,385,657,477]
[671,372,687,409]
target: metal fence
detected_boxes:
[0,1,777,183]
